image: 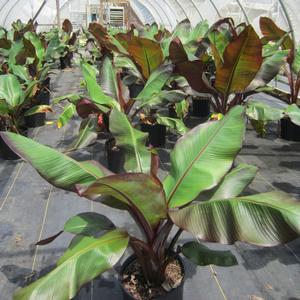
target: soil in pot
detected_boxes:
[281,118,300,141]
[129,84,144,98]
[141,123,166,148]
[121,254,184,300]
[192,97,211,118]
[105,139,125,173]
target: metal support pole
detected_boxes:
[235,0,250,24]
[33,0,48,22]
[56,0,61,28]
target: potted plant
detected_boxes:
[258,17,300,141]
[0,74,52,159]
[2,105,300,300]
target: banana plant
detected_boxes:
[2,106,300,300]
[0,74,52,133]
[259,17,300,105]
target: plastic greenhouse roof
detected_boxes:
[0,0,300,43]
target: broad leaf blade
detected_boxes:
[164,106,245,208]
[110,109,151,173]
[0,132,104,191]
[0,74,24,108]
[57,104,76,128]
[210,163,258,200]
[14,230,129,300]
[170,191,300,246]
[78,173,167,228]
[64,212,115,236]
[215,25,262,96]
[182,241,238,266]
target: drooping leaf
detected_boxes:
[260,17,293,50]
[14,230,129,300]
[24,105,53,116]
[210,163,258,200]
[156,115,188,135]
[181,241,238,266]
[215,25,263,97]
[246,101,284,122]
[170,191,300,246]
[62,19,73,34]
[78,173,167,228]
[0,74,24,108]
[57,104,76,128]
[0,132,105,191]
[164,106,245,208]
[110,109,151,173]
[114,55,143,81]
[246,50,289,91]
[24,31,45,67]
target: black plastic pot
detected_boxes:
[0,130,27,160]
[25,113,45,128]
[129,83,144,98]
[105,139,125,173]
[60,53,72,69]
[168,105,178,118]
[36,90,50,105]
[120,254,185,300]
[280,118,300,141]
[192,97,211,118]
[141,123,166,148]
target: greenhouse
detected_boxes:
[0,0,300,299]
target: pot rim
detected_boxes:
[119,252,185,300]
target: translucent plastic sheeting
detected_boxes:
[0,0,299,43]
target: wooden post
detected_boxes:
[56,0,61,28]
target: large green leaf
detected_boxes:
[246,101,284,122]
[136,64,173,101]
[67,116,98,152]
[0,132,105,192]
[181,241,238,266]
[24,31,45,67]
[99,56,119,101]
[114,55,143,81]
[78,173,167,228]
[110,109,151,173]
[80,61,119,111]
[64,212,115,236]
[163,106,245,208]
[57,104,76,128]
[137,90,186,109]
[210,163,258,200]
[170,191,300,246]
[0,74,24,108]
[156,115,188,135]
[284,104,300,126]
[246,50,289,91]
[189,21,209,42]
[215,25,262,97]
[14,230,129,300]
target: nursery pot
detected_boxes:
[25,113,45,128]
[141,123,166,148]
[105,139,125,173]
[129,83,144,98]
[36,89,50,105]
[60,53,73,69]
[280,118,300,142]
[120,254,185,300]
[0,130,27,160]
[192,96,211,118]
